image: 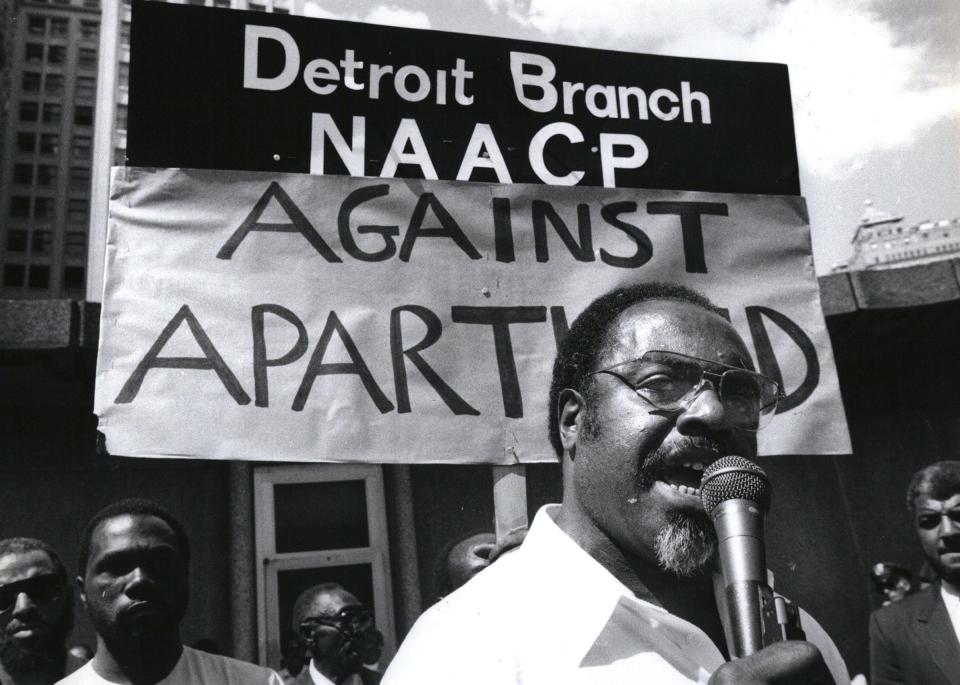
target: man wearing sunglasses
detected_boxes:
[870,461,960,684]
[0,538,81,685]
[56,499,282,685]
[386,282,847,684]
[290,583,383,685]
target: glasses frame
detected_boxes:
[0,572,65,613]
[586,349,785,432]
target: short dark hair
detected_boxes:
[77,498,190,577]
[548,282,722,457]
[0,537,69,587]
[906,461,960,511]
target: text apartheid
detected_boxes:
[95,169,849,461]
[114,301,818,423]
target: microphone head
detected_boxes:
[699,455,771,515]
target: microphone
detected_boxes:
[700,455,772,658]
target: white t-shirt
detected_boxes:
[55,646,283,685]
[384,505,850,685]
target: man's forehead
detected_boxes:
[92,513,179,552]
[916,493,960,512]
[603,299,750,367]
[305,590,360,618]
[0,549,56,581]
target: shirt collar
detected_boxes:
[308,660,336,685]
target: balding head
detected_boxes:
[291,583,359,631]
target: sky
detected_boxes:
[297,0,959,273]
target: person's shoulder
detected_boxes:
[871,584,936,624]
[54,661,100,685]
[184,647,283,684]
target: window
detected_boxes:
[47,45,67,65]
[83,0,100,8]
[120,21,131,42]
[78,47,97,69]
[64,266,85,291]
[17,133,36,153]
[113,147,127,165]
[81,21,99,41]
[3,265,25,288]
[254,465,396,671]
[37,165,58,186]
[31,230,53,254]
[7,230,28,252]
[118,62,130,89]
[22,72,41,93]
[65,232,87,257]
[20,101,39,122]
[34,197,55,220]
[42,103,62,124]
[39,134,60,155]
[76,76,96,99]
[49,18,68,37]
[10,197,30,218]
[70,166,91,188]
[74,105,94,126]
[28,265,50,289]
[68,198,89,222]
[25,44,44,64]
[116,104,128,130]
[72,136,91,160]
[213,0,231,7]
[13,164,33,185]
[28,16,45,35]
[44,74,64,96]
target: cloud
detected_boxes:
[303,2,431,29]
[484,0,960,177]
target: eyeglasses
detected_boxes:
[300,606,375,639]
[587,350,784,431]
[916,510,960,530]
[0,573,64,613]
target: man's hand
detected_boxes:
[708,641,834,685]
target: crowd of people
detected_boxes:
[0,500,383,685]
[3,281,958,684]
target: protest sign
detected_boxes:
[127,1,798,195]
[94,168,850,463]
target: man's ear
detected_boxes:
[76,576,87,610]
[558,388,584,457]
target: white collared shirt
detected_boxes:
[384,505,849,685]
[305,660,364,685]
[940,581,960,642]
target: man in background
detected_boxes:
[57,498,282,685]
[290,583,383,685]
[870,461,960,684]
[0,538,82,685]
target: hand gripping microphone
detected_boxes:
[700,455,773,658]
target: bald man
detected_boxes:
[290,584,382,685]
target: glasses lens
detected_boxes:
[626,352,702,405]
[0,575,61,612]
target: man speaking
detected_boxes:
[385,282,848,684]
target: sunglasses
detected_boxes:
[300,606,375,639]
[0,573,64,613]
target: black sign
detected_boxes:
[128,2,800,195]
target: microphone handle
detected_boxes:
[712,498,767,658]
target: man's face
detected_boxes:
[567,300,758,574]
[0,550,71,673]
[914,493,960,585]
[81,514,188,645]
[299,590,381,677]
